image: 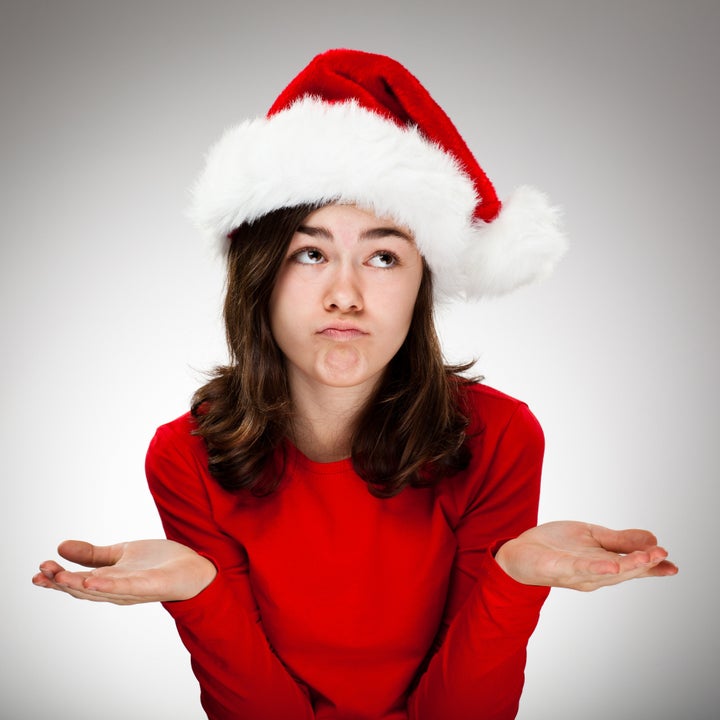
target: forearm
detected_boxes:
[146,421,314,719]
[164,569,314,720]
[407,551,548,720]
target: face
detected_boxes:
[269,204,424,397]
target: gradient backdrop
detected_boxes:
[3,1,718,718]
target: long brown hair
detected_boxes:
[192,204,473,497]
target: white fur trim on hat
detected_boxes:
[465,186,567,297]
[189,97,565,299]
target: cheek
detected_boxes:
[268,283,290,349]
[269,277,311,355]
[366,284,420,352]
[269,271,296,323]
[388,274,423,328]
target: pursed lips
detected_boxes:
[317,326,369,341]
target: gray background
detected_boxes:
[3,0,718,718]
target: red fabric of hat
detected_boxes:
[268,49,501,224]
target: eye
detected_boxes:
[291,247,325,265]
[367,251,400,269]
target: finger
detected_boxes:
[589,525,659,554]
[634,559,679,579]
[615,547,670,574]
[69,576,166,604]
[33,571,149,605]
[573,549,657,577]
[576,554,677,590]
[52,569,94,591]
[564,552,649,585]
[57,540,125,569]
[33,570,95,597]
[38,560,66,579]
[83,567,161,597]
[33,571,54,587]
[583,549,666,582]
[40,582,143,604]
[586,558,621,575]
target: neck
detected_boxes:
[287,373,375,463]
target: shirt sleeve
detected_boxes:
[145,418,314,720]
[407,401,550,720]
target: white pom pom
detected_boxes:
[462,186,568,298]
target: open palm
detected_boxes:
[32,539,216,605]
[495,521,677,591]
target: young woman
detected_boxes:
[33,50,677,720]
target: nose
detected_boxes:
[323,263,363,313]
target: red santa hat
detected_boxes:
[190,49,566,299]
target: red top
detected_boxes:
[146,383,550,720]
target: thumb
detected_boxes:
[57,540,126,569]
[589,526,659,554]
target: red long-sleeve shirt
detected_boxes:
[145,383,550,719]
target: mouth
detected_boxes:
[317,326,368,341]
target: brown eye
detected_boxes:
[367,251,399,268]
[292,248,325,265]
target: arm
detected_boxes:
[408,401,549,720]
[408,398,677,720]
[32,418,314,720]
[144,416,314,720]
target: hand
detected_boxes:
[494,521,678,591]
[32,539,217,605]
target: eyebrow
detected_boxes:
[296,225,414,243]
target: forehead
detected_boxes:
[300,204,414,239]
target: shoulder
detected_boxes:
[439,383,546,524]
[151,411,197,438]
[459,382,544,447]
[146,411,208,471]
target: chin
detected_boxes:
[313,365,383,393]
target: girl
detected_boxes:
[33,49,676,720]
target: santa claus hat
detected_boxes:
[189,48,566,299]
